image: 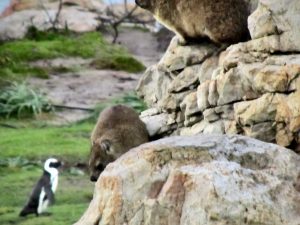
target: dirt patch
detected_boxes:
[107,28,164,67]
[28,28,164,124]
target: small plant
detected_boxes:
[0,82,53,118]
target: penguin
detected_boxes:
[19,158,62,217]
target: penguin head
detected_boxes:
[44,158,62,174]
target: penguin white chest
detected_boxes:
[50,173,58,192]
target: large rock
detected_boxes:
[248,0,300,52]
[74,135,300,225]
[0,0,106,40]
[137,0,300,151]
[0,7,100,40]
[1,0,104,15]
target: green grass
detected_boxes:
[0,123,92,162]
[0,121,95,225]
[91,55,145,73]
[0,91,147,225]
[0,168,93,225]
[0,30,145,83]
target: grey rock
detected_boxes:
[203,120,225,134]
[198,55,219,83]
[203,108,219,123]
[169,65,200,93]
[136,65,172,107]
[75,135,300,225]
[158,36,219,72]
[0,7,99,40]
[248,0,300,52]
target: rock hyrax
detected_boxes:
[89,105,149,182]
[135,0,250,44]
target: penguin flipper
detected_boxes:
[44,184,55,205]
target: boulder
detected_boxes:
[0,0,106,40]
[74,135,300,225]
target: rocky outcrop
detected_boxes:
[1,0,104,16]
[0,0,154,41]
[74,135,300,225]
[0,0,104,40]
[137,0,300,152]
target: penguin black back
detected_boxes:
[19,172,51,217]
[19,158,61,217]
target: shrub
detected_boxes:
[0,82,53,118]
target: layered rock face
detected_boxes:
[137,0,300,152]
[74,135,300,225]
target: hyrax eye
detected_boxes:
[100,140,111,152]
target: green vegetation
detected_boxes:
[0,29,145,82]
[0,122,92,162]
[0,25,148,225]
[0,168,93,225]
[0,91,147,225]
[0,121,93,225]
[91,55,145,73]
[0,82,53,118]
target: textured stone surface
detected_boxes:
[0,7,100,40]
[248,0,300,52]
[157,37,219,72]
[74,135,300,225]
[137,0,300,151]
[136,65,173,108]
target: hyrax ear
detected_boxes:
[99,139,111,153]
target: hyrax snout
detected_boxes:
[89,105,149,182]
[135,0,251,44]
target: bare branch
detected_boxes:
[39,0,63,30]
[53,0,63,29]
[97,1,154,43]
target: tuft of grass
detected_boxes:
[0,82,53,118]
[91,55,145,73]
[0,29,145,82]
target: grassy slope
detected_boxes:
[0,122,94,225]
[0,31,145,82]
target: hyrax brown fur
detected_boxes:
[135,0,250,44]
[89,105,149,182]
